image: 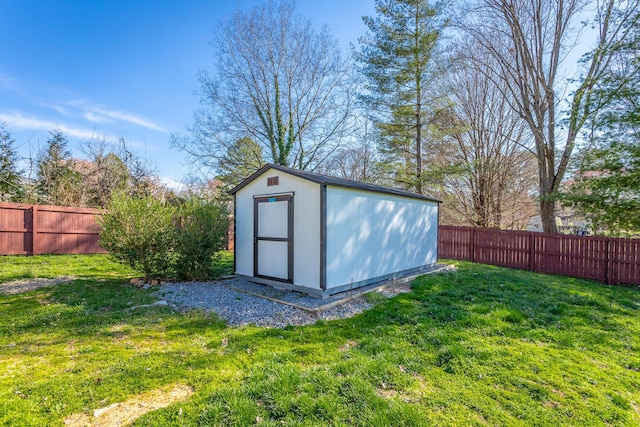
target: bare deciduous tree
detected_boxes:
[441,46,538,229]
[173,0,354,173]
[79,135,127,207]
[321,142,381,183]
[318,116,390,183]
[79,134,162,207]
[459,0,639,232]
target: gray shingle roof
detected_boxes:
[229,164,441,203]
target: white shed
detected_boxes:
[229,164,440,297]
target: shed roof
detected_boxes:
[229,164,441,203]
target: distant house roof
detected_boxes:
[229,164,441,203]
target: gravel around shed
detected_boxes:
[156,264,454,328]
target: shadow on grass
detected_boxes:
[1,261,639,426]
[185,262,640,425]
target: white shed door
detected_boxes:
[254,195,293,282]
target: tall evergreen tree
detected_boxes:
[356,0,445,194]
[217,137,265,187]
[0,124,24,202]
[36,129,82,205]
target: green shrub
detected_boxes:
[174,199,230,281]
[98,192,176,282]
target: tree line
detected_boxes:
[0,126,165,208]
[3,0,636,236]
[0,126,232,281]
[172,0,639,236]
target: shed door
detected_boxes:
[254,195,293,283]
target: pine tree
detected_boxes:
[356,0,444,194]
[217,137,265,187]
[0,124,24,201]
[36,129,82,206]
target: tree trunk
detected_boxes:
[540,197,557,234]
[414,4,423,195]
[416,111,422,194]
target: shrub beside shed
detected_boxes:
[229,164,440,297]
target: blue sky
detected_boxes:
[0,0,374,188]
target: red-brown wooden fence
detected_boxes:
[438,225,640,286]
[3,204,637,285]
[0,202,105,255]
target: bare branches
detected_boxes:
[455,0,637,232]
[0,124,24,202]
[174,1,354,175]
[438,42,537,228]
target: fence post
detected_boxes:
[529,232,535,272]
[470,227,476,263]
[606,238,613,285]
[32,205,38,255]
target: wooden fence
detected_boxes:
[2,203,637,285]
[438,225,640,286]
[0,202,105,255]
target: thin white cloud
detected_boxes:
[0,70,26,97]
[91,107,168,133]
[51,105,75,118]
[62,99,168,133]
[0,112,98,140]
[0,71,168,134]
[0,71,15,90]
[84,111,113,124]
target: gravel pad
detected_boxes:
[157,280,374,328]
[156,264,453,328]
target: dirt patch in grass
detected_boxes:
[64,383,194,427]
[338,340,358,352]
[377,388,414,403]
[0,277,75,295]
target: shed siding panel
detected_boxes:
[235,171,321,289]
[326,187,438,289]
[235,192,254,278]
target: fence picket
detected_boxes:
[438,225,639,286]
[0,202,105,255]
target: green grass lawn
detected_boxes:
[0,256,638,426]
[0,253,142,282]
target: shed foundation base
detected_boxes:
[237,263,440,299]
